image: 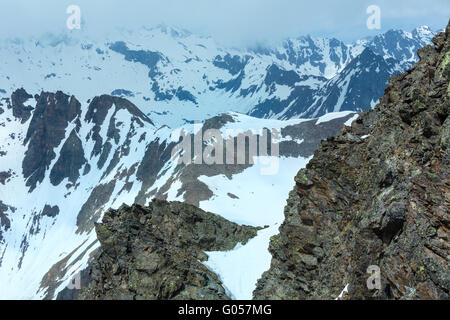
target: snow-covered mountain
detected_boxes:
[0,88,358,299]
[0,24,436,300]
[0,25,435,127]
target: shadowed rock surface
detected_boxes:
[254,22,450,300]
[78,199,259,300]
[22,91,82,191]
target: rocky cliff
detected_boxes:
[254,22,450,300]
[77,200,259,300]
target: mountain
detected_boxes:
[0,86,357,299]
[0,26,435,127]
[302,48,399,117]
[54,22,449,300]
[254,22,449,300]
[248,26,435,119]
[367,26,436,70]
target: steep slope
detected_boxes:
[254,22,449,300]
[0,91,162,298]
[266,48,399,119]
[0,24,439,300]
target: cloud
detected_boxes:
[0,0,449,46]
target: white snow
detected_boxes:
[199,156,312,299]
[203,226,277,300]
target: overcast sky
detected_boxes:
[1,0,449,46]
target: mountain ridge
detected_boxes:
[0,22,445,300]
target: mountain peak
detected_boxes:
[143,24,193,38]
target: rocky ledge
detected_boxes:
[77,199,259,300]
[254,21,450,300]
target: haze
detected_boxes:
[0,0,449,47]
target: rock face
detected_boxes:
[78,200,259,300]
[0,201,15,244]
[254,22,450,300]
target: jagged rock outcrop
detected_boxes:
[254,22,450,300]
[78,199,259,300]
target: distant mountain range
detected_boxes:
[0,88,357,299]
[0,25,435,127]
